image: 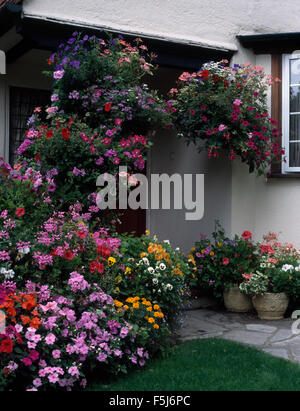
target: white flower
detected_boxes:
[19,247,30,255]
[159,263,166,271]
[163,240,170,244]
[166,284,173,290]
[142,258,149,266]
[2,269,15,279]
[282,264,294,272]
[152,278,158,285]
[148,267,155,274]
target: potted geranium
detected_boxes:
[170,61,284,176]
[188,224,259,312]
[239,234,300,319]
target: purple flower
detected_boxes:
[53,70,65,79]
[51,94,59,102]
[96,157,104,166]
[45,333,56,345]
[69,60,81,70]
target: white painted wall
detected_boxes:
[23,0,300,58]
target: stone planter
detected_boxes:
[223,286,253,312]
[252,292,289,320]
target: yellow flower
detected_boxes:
[190,247,195,252]
[133,302,140,309]
[115,275,122,284]
[124,305,129,310]
[125,267,131,275]
[210,251,214,256]
[147,306,152,312]
[154,311,160,317]
[153,324,159,329]
[126,297,134,303]
[114,300,123,308]
[188,254,194,260]
[108,257,116,266]
[148,317,155,324]
[217,241,222,247]
[145,230,150,236]
[201,249,205,254]
[153,304,160,310]
[114,287,120,294]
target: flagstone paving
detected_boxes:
[177,308,300,364]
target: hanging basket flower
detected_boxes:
[170,60,284,175]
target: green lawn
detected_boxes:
[89,338,300,391]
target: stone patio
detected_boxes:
[177,307,300,363]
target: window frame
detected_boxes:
[282,53,300,173]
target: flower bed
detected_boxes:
[0,31,188,391]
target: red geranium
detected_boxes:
[222,257,230,265]
[63,250,74,261]
[77,231,86,239]
[96,245,111,258]
[89,260,105,274]
[200,69,210,79]
[241,230,252,241]
[46,130,54,139]
[104,102,112,112]
[15,208,25,217]
[61,128,71,140]
[0,337,13,354]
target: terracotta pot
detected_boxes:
[252,292,289,320]
[223,286,253,312]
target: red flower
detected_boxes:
[15,208,25,217]
[96,245,111,258]
[0,338,13,354]
[46,130,54,139]
[63,250,74,261]
[77,231,86,239]
[35,154,40,162]
[241,230,252,241]
[104,102,112,112]
[61,128,71,140]
[90,260,105,274]
[222,257,230,265]
[200,69,210,79]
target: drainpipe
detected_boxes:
[0,50,5,74]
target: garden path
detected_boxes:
[177,304,300,364]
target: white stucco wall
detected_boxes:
[23,0,300,58]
